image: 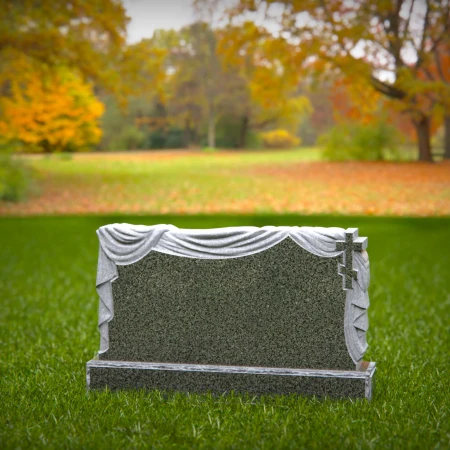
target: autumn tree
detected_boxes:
[420,39,450,159]
[231,0,450,161]
[165,23,222,147]
[98,16,311,150]
[217,21,311,147]
[193,0,224,148]
[154,29,203,147]
[96,28,202,149]
[0,61,104,152]
[436,42,450,159]
[298,80,336,145]
[119,37,170,101]
[0,0,129,95]
[0,0,138,155]
[125,21,310,149]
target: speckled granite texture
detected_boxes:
[87,361,376,399]
[100,238,355,371]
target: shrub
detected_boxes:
[214,115,242,148]
[164,128,184,149]
[319,121,400,161]
[245,131,264,149]
[0,154,35,202]
[431,126,444,150]
[261,129,301,149]
[147,129,166,149]
[111,126,146,151]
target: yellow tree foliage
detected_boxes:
[217,21,311,138]
[0,66,104,152]
[329,74,440,142]
[261,129,300,149]
[330,76,384,125]
[0,0,128,97]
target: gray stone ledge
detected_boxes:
[86,360,376,400]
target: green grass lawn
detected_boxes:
[25,147,322,180]
[3,148,449,216]
[1,214,449,449]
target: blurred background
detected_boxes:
[0,0,449,214]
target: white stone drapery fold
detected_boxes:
[96,224,370,365]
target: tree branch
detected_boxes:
[252,115,279,130]
[416,0,430,69]
[370,75,406,99]
[401,0,415,40]
[434,48,450,83]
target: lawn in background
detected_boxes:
[1,214,449,449]
[1,148,449,216]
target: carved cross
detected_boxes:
[336,228,368,290]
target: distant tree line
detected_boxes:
[98,22,312,151]
[0,0,448,161]
[230,0,450,161]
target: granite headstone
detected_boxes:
[87,224,375,399]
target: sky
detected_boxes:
[123,0,198,43]
[123,0,279,43]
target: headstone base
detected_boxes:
[86,360,376,400]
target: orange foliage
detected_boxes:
[414,41,450,128]
[0,65,104,152]
[329,75,438,141]
[329,77,383,125]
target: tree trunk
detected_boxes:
[414,116,433,162]
[191,127,198,146]
[444,115,450,160]
[41,139,52,153]
[183,119,190,148]
[208,106,215,149]
[238,115,248,149]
